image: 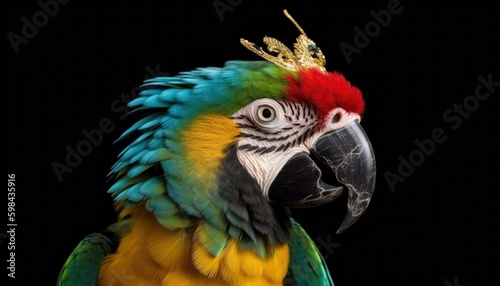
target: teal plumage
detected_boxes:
[285,220,334,285]
[106,60,293,239]
[57,57,374,285]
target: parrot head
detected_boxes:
[109,10,375,259]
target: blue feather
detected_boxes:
[127,149,150,166]
[137,177,165,197]
[139,88,164,97]
[108,161,129,175]
[160,116,182,129]
[154,129,166,138]
[167,104,187,118]
[119,141,149,162]
[127,96,146,108]
[143,95,169,108]
[140,149,171,164]
[138,117,163,130]
[126,164,155,177]
[159,88,179,102]
[145,196,178,217]
[192,192,228,230]
[174,89,192,102]
[116,114,161,141]
[114,183,143,202]
[146,138,164,150]
[108,176,144,197]
[167,179,200,217]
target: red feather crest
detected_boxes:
[286,69,365,120]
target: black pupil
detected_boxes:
[262,108,272,118]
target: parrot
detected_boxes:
[57,10,376,286]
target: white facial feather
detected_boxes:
[232,98,361,196]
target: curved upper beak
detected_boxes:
[268,121,376,234]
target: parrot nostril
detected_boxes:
[331,113,341,124]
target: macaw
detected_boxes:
[58,10,376,286]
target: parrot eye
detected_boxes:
[242,99,282,128]
[257,105,276,122]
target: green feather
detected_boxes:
[145,195,178,217]
[196,222,229,256]
[156,213,191,229]
[138,177,166,198]
[166,178,201,217]
[57,220,131,286]
[192,192,229,230]
[285,219,334,286]
[113,177,167,206]
[57,233,112,286]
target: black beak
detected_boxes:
[268,121,376,233]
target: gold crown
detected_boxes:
[240,9,326,72]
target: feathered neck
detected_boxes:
[215,143,292,257]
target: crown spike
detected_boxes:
[240,9,326,72]
[283,9,307,36]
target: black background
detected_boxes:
[2,0,498,285]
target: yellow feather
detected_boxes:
[191,239,224,278]
[147,229,190,270]
[240,249,264,277]
[263,244,289,282]
[237,277,283,286]
[100,207,168,285]
[100,206,290,285]
[99,255,160,286]
[163,270,227,286]
[220,241,241,283]
[182,114,240,180]
[127,207,189,271]
[217,240,287,285]
[191,225,228,278]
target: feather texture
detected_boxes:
[99,207,289,285]
[57,220,131,286]
[57,58,355,285]
[57,233,113,286]
[284,219,334,286]
[98,61,334,285]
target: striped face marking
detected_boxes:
[233,99,321,154]
[232,98,323,195]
